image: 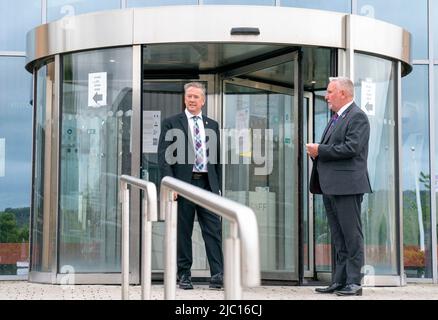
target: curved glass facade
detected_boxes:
[0,0,436,284]
[355,53,398,275]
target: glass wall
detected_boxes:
[59,47,132,273]
[313,91,331,272]
[0,57,32,276]
[128,0,197,6]
[355,53,398,275]
[357,0,428,60]
[435,66,438,278]
[31,62,55,273]
[434,0,438,60]
[223,75,297,275]
[402,65,431,278]
[47,0,120,22]
[282,0,351,13]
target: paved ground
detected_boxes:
[0,281,438,300]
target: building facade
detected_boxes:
[0,0,437,285]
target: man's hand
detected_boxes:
[306,143,319,158]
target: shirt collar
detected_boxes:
[337,100,353,117]
[185,108,203,120]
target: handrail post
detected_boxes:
[121,182,130,300]
[119,175,158,300]
[164,190,178,300]
[160,176,260,300]
[141,195,152,300]
[225,221,241,300]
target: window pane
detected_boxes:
[127,0,197,7]
[204,0,274,5]
[281,0,351,13]
[47,0,121,22]
[402,65,432,278]
[433,0,438,60]
[355,53,398,275]
[0,57,33,275]
[59,47,132,273]
[357,0,428,60]
[0,0,41,51]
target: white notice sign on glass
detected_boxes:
[361,80,376,116]
[88,72,107,107]
[143,111,161,153]
[0,138,5,177]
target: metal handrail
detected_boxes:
[120,175,157,300]
[160,176,260,300]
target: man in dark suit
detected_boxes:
[158,82,223,290]
[306,77,372,296]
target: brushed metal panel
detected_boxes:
[133,6,344,48]
[26,6,412,73]
[350,14,411,68]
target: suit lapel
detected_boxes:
[178,113,189,138]
[322,104,355,143]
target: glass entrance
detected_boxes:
[141,78,213,276]
[222,53,300,280]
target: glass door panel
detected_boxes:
[223,69,298,279]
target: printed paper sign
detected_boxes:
[88,72,107,107]
[361,80,376,116]
[143,111,161,153]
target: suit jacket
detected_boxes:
[158,112,222,194]
[309,103,372,195]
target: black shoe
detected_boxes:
[209,273,223,289]
[335,284,362,296]
[315,282,345,294]
[178,274,193,290]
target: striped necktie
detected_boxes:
[327,113,339,134]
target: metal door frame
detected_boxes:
[220,51,300,281]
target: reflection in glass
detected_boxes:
[47,0,120,22]
[402,65,431,278]
[142,43,288,71]
[355,53,398,275]
[435,66,438,277]
[281,0,351,13]
[224,80,296,274]
[127,0,197,7]
[59,48,132,273]
[0,0,41,51]
[357,0,428,60]
[0,57,32,276]
[31,63,55,273]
